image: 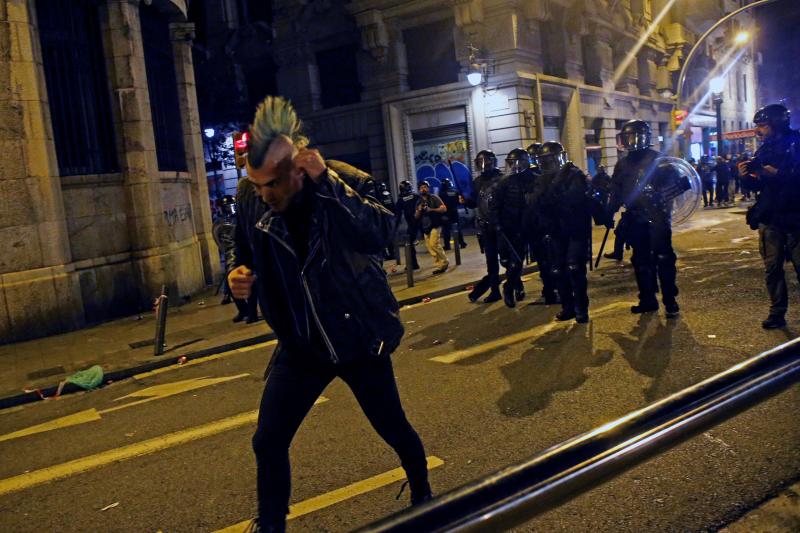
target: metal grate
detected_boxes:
[140,4,187,172]
[36,0,118,176]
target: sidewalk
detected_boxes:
[0,233,517,408]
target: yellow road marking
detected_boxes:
[0,374,252,443]
[132,340,277,380]
[0,397,328,496]
[214,455,445,533]
[0,409,102,443]
[430,301,633,363]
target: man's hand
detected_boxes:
[293,148,327,182]
[762,164,778,177]
[228,265,256,300]
[737,161,754,178]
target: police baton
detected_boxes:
[498,230,523,265]
[594,226,611,269]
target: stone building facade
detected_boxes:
[270,0,757,194]
[0,0,219,343]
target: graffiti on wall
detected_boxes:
[163,204,193,227]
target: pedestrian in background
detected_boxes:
[227,96,431,532]
[714,155,731,206]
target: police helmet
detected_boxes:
[537,142,568,173]
[399,180,413,195]
[505,148,532,175]
[440,177,453,189]
[474,150,498,173]
[418,180,431,190]
[376,181,388,194]
[219,195,236,216]
[753,104,790,132]
[618,119,652,151]
[526,142,543,161]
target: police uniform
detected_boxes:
[439,180,466,250]
[395,181,421,270]
[609,120,682,317]
[469,151,504,303]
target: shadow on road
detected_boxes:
[496,321,614,417]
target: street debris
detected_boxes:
[465,285,474,291]
[707,335,717,339]
[177,356,188,365]
[739,250,751,255]
[100,502,120,512]
[197,300,205,306]
[422,297,432,303]
[432,339,442,345]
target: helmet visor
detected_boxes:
[538,152,567,173]
[617,131,650,151]
[475,155,494,173]
[505,157,528,174]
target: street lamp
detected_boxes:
[710,76,725,157]
[734,30,750,44]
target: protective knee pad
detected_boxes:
[656,252,676,266]
[567,262,584,273]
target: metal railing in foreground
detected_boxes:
[355,337,800,533]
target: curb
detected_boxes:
[0,266,537,410]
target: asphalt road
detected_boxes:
[0,207,798,533]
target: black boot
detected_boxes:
[483,287,502,303]
[468,276,490,302]
[631,300,659,314]
[762,315,787,329]
[604,252,623,261]
[575,309,589,324]
[502,282,516,308]
[555,308,576,321]
[515,288,526,301]
[664,300,680,319]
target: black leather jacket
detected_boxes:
[228,168,402,365]
[742,129,800,230]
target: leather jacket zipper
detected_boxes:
[300,241,339,364]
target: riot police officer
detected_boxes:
[738,104,800,329]
[439,178,467,251]
[376,181,397,260]
[395,179,421,270]
[493,148,535,308]
[214,192,259,322]
[524,143,560,305]
[526,143,543,174]
[608,119,683,318]
[537,142,605,323]
[469,150,504,303]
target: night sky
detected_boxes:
[754,0,800,129]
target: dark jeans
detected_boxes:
[716,179,730,203]
[480,225,500,288]
[548,234,589,314]
[758,224,800,317]
[702,182,715,206]
[252,354,428,526]
[441,218,465,250]
[627,220,678,305]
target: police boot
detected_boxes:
[483,286,502,304]
[762,315,787,329]
[502,282,516,308]
[555,308,576,321]
[631,300,659,314]
[664,299,680,319]
[468,276,491,302]
[575,308,589,324]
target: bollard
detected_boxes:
[153,285,169,356]
[395,239,402,266]
[454,224,462,266]
[404,243,415,288]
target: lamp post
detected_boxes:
[710,76,725,157]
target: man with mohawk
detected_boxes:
[227,96,431,532]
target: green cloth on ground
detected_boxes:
[66,365,104,390]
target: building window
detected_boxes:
[736,73,741,102]
[36,0,118,176]
[403,19,460,91]
[141,4,187,171]
[316,44,362,108]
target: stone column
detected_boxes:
[614,37,639,94]
[274,37,320,114]
[354,10,408,100]
[600,118,620,168]
[0,0,84,341]
[563,88,586,171]
[106,0,174,302]
[637,49,657,96]
[592,26,616,92]
[170,21,220,286]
